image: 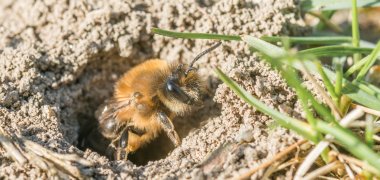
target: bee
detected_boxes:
[85,42,222,160]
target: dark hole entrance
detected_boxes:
[71,48,221,165]
[77,87,222,165]
[77,92,220,166]
[76,114,176,165]
[127,133,175,165]
[73,55,221,165]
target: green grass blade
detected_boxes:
[359,81,380,97]
[333,58,344,104]
[279,64,319,127]
[351,80,380,100]
[356,41,380,81]
[150,30,380,111]
[243,36,336,123]
[365,116,375,148]
[352,0,361,64]
[216,66,380,173]
[308,11,343,33]
[151,28,241,41]
[151,28,376,49]
[306,62,380,111]
[243,35,287,58]
[215,67,318,142]
[316,62,339,104]
[298,46,373,57]
[301,0,380,11]
[261,36,352,45]
[242,35,380,111]
[351,0,360,49]
[340,82,380,111]
[316,121,380,174]
[345,55,371,77]
[316,11,336,31]
[345,49,380,77]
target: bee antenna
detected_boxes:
[186,41,222,74]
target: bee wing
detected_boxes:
[96,97,134,139]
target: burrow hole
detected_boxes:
[72,51,221,166]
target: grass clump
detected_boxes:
[152,0,380,178]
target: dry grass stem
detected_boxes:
[375,127,380,133]
[0,127,93,179]
[0,135,27,166]
[347,121,366,127]
[302,161,341,180]
[238,140,307,179]
[373,135,380,142]
[318,176,340,180]
[337,153,379,176]
[340,108,364,126]
[348,162,362,175]
[289,144,302,176]
[262,161,281,179]
[354,104,380,117]
[342,162,356,180]
[300,63,342,119]
[295,109,364,179]
[329,144,355,180]
[276,158,301,172]
[295,141,330,179]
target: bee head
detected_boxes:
[160,42,221,114]
[165,64,200,106]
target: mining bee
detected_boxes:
[84,42,222,160]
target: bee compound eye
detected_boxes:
[166,81,175,92]
[166,79,192,104]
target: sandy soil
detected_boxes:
[0,0,308,179]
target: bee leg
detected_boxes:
[116,129,129,160]
[157,111,181,147]
[105,127,129,160]
[105,142,117,160]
